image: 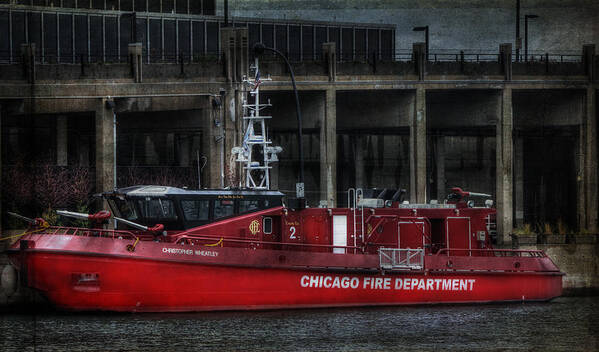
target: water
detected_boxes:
[1,296,598,351]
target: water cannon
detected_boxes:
[56,210,111,226]
[7,212,49,228]
[114,217,165,235]
[447,187,492,206]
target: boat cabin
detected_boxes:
[104,186,284,231]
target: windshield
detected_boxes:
[137,198,178,220]
[111,198,138,221]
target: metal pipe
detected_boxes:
[114,216,148,231]
[516,0,520,61]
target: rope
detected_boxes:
[0,225,49,242]
[204,238,224,247]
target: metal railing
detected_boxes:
[1,48,584,65]
[379,248,424,270]
[436,248,547,257]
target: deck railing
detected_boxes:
[435,248,547,257]
[379,248,424,271]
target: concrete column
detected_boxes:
[202,100,221,188]
[222,88,238,188]
[270,162,280,191]
[0,104,2,232]
[499,43,512,81]
[435,135,445,201]
[21,43,36,84]
[144,135,159,165]
[412,43,426,80]
[320,89,337,207]
[322,42,337,82]
[78,135,90,167]
[95,98,115,195]
[178,134,190,167]
[584,87,598,231]
[128,43,143,83]
[56,115,68,166]
[514,135,524,227]
[496,88,514,244]
[354,135,365,189]
[410,88,427,203]
[582,45,595,81]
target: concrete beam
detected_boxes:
[410,88,427,203]
[320,89,337,207]
[95,98,115,196]
[496,88,514,244]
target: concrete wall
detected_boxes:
[226,0,598,52]
[521,243,599,294]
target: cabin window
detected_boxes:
[214,199,235,219]
[181,200,210,221]
[137,198,178,220]
[239,199,260,214]
[263,217,272,234]
[113,198,138,220]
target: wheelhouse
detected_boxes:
[104,186,284,231]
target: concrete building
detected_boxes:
[0,0,597,245]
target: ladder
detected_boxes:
[348,188,365,251]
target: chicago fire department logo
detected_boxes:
[249,220,260,235]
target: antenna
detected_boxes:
[231,57,282,190]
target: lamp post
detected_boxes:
[253,43,305,199]
[413,26,429,61]
[524,14,538,62]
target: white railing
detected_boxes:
[379,248,424,271]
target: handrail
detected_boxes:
[436,248,547,257]
[43,226,142,240]
[175,234,360,250]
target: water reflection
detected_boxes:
[1,296,598,351]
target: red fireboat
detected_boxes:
[4,185,563,312]
[2,58,562,312]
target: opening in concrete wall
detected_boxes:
[426,90,498,204]
[261,91,322,206]
[116,110,204,190]
[1,109,95,227]
[336,90,412,206]
[513,89,582,231]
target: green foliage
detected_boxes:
[513,223,535,236]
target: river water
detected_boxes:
[1,296,598,351]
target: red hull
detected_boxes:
[8,235,563,312]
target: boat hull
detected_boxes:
[8,236,563,312]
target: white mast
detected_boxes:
[232,57,282,190]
